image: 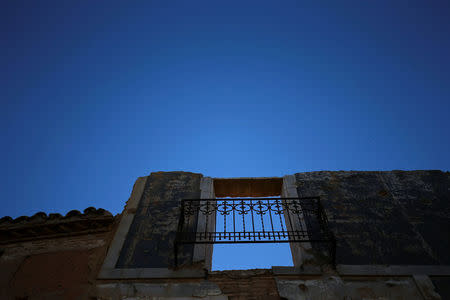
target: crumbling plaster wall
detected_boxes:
[276,276,426,300]
[295,170,450,265]
[1,170,448,299]
[0,231,115,299]
[98,170,449,299]
[116,171,202,268]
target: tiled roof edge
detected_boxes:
[0,207,114,228]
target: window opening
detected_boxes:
[174,195,335,268]
[213,196,294,243]
[212,196,294,270]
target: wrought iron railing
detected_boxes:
[174,197,335,266]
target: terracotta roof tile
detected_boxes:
[0,207,115,244]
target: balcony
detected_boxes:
[174,197,336,267]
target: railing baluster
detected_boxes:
[285,199,295,241]
[250,199,256,241]
[233,199,236,242]
[258,200,265,239]
[268,199,275,240]
[275,198,285,238]
[241,200,246,237]
[223,200,227,237]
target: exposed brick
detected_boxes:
[209,269,281,300]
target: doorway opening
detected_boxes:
[211,178,294,270]
[211,196,294,270]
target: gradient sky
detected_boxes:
[1,1,449,269]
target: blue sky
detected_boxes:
[1,1,449,268]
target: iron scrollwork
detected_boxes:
[175,197,335,267]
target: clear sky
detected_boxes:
[1,1,449,268]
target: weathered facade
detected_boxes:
[0,208,116,299]
[1,170,449,299]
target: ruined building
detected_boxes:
[1,170,449,299]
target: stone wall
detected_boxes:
[0,207,116,299]
[116,171,202,268]
[295,170,450,265]
[0,227,115,299]
[1,170,449,299]
[276,275,426,300]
